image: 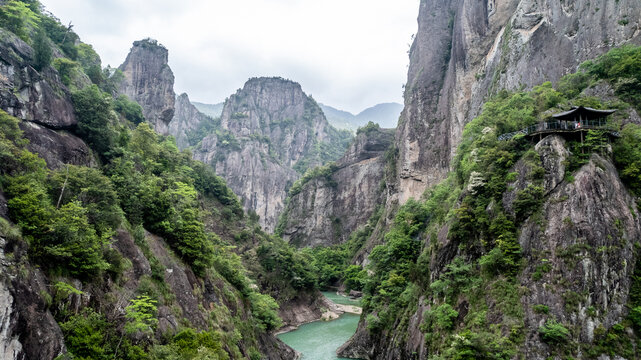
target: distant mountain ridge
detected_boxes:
[192,101,224,118]
[319,102,402,131]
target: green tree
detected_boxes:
[45,201,110,277]
[72,84,117,159]
[52,57,78,87]
[614,123,641,197]
[39,12,79,59]
[0,0,39,42]
[114,95,145,124]
[249,292,282,331]
[60,309,111,360]
[125,295,158,336]
[538,319,571,345]
[32,28,51,71]
[48,165,122,235]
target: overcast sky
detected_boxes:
[40,0,419,113]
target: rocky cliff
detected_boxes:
[395,0,641,204]
[340,133,641,359]
[193,77,351,231]
[0,29,76,130]
[118,39,175,135]
[168,93,214,149]
[279,126,394,247]
[0,26,96,172]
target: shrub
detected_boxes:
[357,121,380,135]
[165,328,229,359]
[629,306,641,331]
[539,319,570,344]
[533,304,550,314]
[513,185,544,222]
[249,292,282,331]
[431,303,459,330]
[125,295,158,336]
[114,95,145,125]
[52,58,79,87]
[60,309,111,359]
[614,124,641,197]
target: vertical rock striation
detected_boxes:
[118,39,175,135]
[395,0,641,204]
[280,126,394,247]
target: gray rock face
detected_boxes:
[0,29,95,171]
[19,121,95,170]
[535,135,570,194]
[168,93,213,149]
[280,127,394,247]
[118,39,175,135]
[341,138,641,359]
[395,0,641,204]
[0,29,76,129]
[193,77,350,231]
[518,155,641,358]
[0,236,66,360]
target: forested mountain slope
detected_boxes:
[0,2,328,358]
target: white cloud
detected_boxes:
[40,0,418,113]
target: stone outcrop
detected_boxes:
[280,127,394,247]
[395,0,641,204]
[19,121,95,170]
[193,77,350,231]
[118,39,175,135]
[0,28,95,172]
[168,93,214,149]
[0,29,76,129]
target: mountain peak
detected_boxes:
[118,38,175,135]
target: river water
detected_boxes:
[277,292,361,360]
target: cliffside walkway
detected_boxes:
[499,106,620,141]
[498,118,620,141]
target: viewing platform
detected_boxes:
[498,106,619,141]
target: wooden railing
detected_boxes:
[498,119,619,141]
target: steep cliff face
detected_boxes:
[340,135,641,359]
[280,126,394,247]
[0,233,66,360]
[168,93,213,149]
[194,77,351,231]
[118,39,175,135]
[518,139,640,357]
[396,0,641,204]
[0,29,76,129]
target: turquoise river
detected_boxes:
[277,292,361,360]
